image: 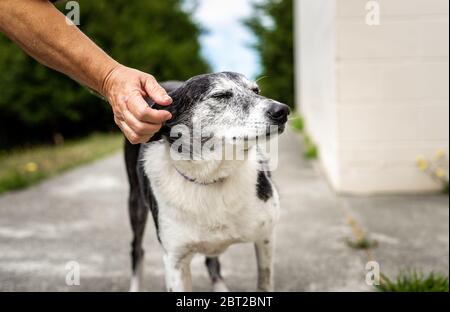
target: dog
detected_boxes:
[124,72,289,292]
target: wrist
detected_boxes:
[99,60,122,99]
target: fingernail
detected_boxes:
[164,95,173,103]
[164,113,172,121]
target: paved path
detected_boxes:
[0,130,448,291]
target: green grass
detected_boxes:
[443,182,449,194]
[0,133,123,195]
[376,270,449,292]
[303,134,319,160]
[345,237,379,250]
[290,114,304,132]
[289,113,319,160]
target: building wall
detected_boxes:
[295,0,449,194]
[295,0,340,187]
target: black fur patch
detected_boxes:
[256,171,273,202]
[150,75,213,144]
[205,257,223,283]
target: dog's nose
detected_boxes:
[266,102,290,123]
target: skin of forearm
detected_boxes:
[0,0,119,94]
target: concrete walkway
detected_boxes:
[0,130,448,291]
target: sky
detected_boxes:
[192,0,260,79]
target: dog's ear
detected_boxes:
[144,80,199,143]
[144,88,184,143]
[144,97,170,143]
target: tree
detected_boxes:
[245,0,294,109]
[0,0,210,149]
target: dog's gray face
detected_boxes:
[161,72,289,145]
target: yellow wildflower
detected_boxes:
[416,157,429,171]
[433,148,446,161]
[24,162,38,173]
[435,168,447,179]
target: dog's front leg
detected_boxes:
[163,253,193,292]
[254,233,275,292]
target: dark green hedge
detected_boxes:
[0,0,209,149]
[245,0,294,109]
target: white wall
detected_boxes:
[295,0,340,187]
[295,0,449,194]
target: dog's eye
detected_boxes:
[211,91,233,99]
[252,87,260,95]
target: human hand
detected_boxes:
[101,65,172,144]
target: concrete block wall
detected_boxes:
[295,0,340,187]
[295,0,449,194]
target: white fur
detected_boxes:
[129,257,144,292]
[191,75,272,142]
[213,280,230,292]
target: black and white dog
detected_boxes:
[124,72,289,292]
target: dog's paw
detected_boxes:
[129,276,141,292]
[257,286,274,292]
[213,280,229,292]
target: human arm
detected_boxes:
[0,0,172,143]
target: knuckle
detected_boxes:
[117,98,128,109]
[135,107,148,120]
[146,79,160,92]
[121,97,128,105]
[114,117,124,128]
[147,74,156,83]
[152,123,162,132]
[128,134,140,145]
[114,112,124,121]
[113,103,125,115]
[134,123,147,136]
[148,112,163,123]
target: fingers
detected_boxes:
[114,116,141,144]
[127,92,172,124]
[115,115,158,145]
[123,109,162,136]
[143,75,173,106]
[114,92,168,144]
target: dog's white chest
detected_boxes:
[142,143,279,256]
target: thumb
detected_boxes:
[143,75,172,106]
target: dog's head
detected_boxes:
[152,72,290,151]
